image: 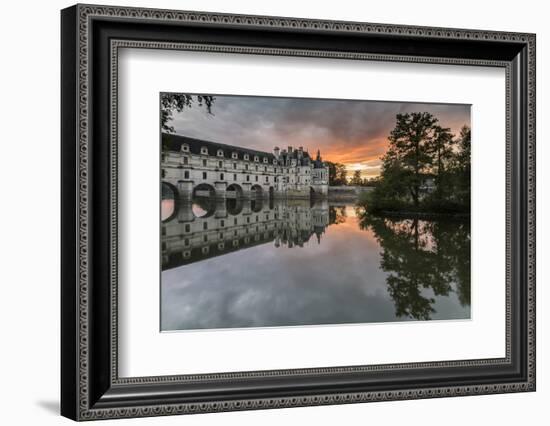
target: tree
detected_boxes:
[428,125,455,202]
[385,112,440,207]
[350,170,362,186]
[453,125,471,208]
[360,112,471,214]
[357,212,470,320]
[161,93,215,133]
[326,161,348,186]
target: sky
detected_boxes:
[166,94,470,179]
[161,205,469,331]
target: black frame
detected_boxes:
[61,4,536,421]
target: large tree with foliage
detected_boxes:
[326,161,348,186]
[427,125,455,202]
[384,112,440,207]
[452,125,471,208]
[160,93,215,133]
[361,112,470,214]
[358,212,470,319]
[350,170,362,186]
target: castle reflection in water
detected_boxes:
[161,196,331,271]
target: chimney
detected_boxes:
[273,146,280,159]
[299,146,303,152]
[288,146,293,153]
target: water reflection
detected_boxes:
[161,198,470,331]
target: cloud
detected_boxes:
[169,94,470,176]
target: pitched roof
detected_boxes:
[162,133,276,162]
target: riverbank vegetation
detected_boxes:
[359,112,471,216]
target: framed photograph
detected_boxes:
[61,4,536,421]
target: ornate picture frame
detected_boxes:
[61,4,535,421]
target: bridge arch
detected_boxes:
[161,181,179,223]
[226,198,244,215]
[193,183,216,198]
[226,183,244,199]
[191,183,216,218]
[251,197,263,213]
[251,184,263,198]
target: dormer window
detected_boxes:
[232,152,238,159]
[181,144,189,152]
[273,159,277,165]
[254,156,259,162]
[201,147,208,155]
[263,157,268,163]
[244,154,249,161]
[217,149,224,157]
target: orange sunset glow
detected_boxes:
[168,94,471,179]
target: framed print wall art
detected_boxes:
[60,4,536,421]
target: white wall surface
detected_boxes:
[0,0,547,424]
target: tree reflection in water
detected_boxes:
[357,209,470,320]
[161,195,470,330]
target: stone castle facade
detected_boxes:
[162,198,330,271]
[162,133,329,200]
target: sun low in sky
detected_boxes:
[167,94,471,179]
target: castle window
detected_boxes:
[181,144,189,152]
[203,222,208,230]
[233,162,237,169]
[232,152,238,159]
[264,166,267,172]
[220,173,224,180]
[218,160,223,168]
[234,218,237,225]
[273,159,277,165]
[201,147,208,155]
[255,175,258,182]
[217,149,224,157]
[254,156,259,162]
[265,176,269,183]
[220,220,225,228]
[263,157,268,163]
[233,174,237,181]
[244,154,249,161]
[184,238,189,246]
[202,172,207,179]
[185,224,190,233]
[246,175,250,182]
[184,171,189,179]
[255,165,258,171]
[182,156,188,165]
[161,169,166,178]
[245,164,249,170]
[202,159,207,167]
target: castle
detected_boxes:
[162,197,330,271]
[161,133,329,200]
